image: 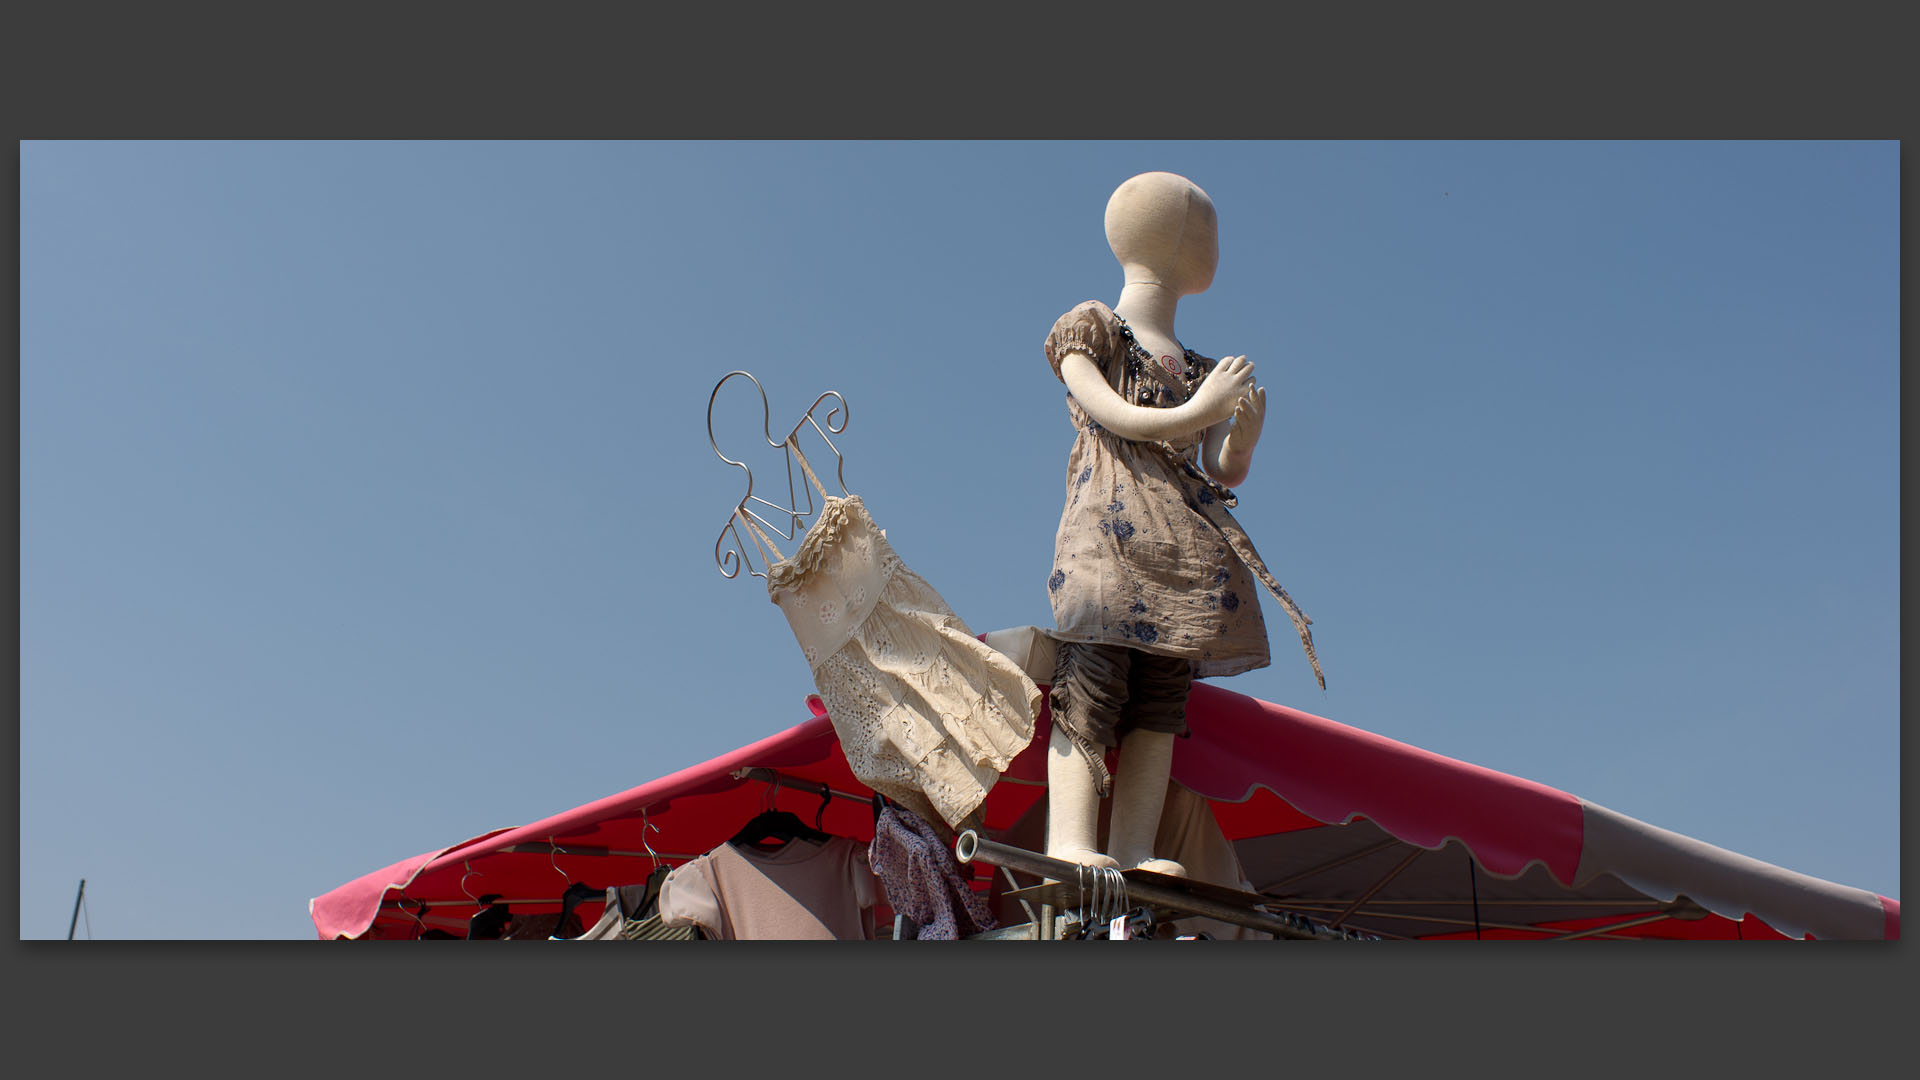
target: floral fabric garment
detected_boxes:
[764,493,1041,829]
[868,804,997,940]
[1044,300,1322,687]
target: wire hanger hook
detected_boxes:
[641,808,663,870]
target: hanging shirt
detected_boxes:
[658,836,878,940]
[567,880,701,941]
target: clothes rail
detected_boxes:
[393,912,471,934]
[729,766,871,806]
[953,830,1377,941]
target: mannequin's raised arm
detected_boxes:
[1060,352,1255,443]
[1200,385,1266,487]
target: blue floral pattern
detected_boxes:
[1043,299,1323,685]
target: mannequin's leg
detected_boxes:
[1045,723,1119,869]
[1044,641,1124,871]
[1106,651,1193,876]
[1106,729,1187,876]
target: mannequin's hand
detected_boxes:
[1189,355,1255,427]
[1203,383,1267,488]
[1225,386,1266,455]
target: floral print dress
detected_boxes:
[1044,300,1322,688]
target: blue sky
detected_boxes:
[19,141,1897,939]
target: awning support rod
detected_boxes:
[1255,836,1409,894]
[729,767,871,806]
[1329,845,1426,929]
[1552,912,1676,940]
[383,895,615,910]
[954,830,1366,941]
[1271,900,1646,939]
[497,842,702,861]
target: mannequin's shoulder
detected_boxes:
[1045,299,1122,345]
[1043,300,1123,376]
[1057,299,1118,326]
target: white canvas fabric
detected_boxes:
[1573,800,1889,942]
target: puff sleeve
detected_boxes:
[1043,300,1120,383]
[657,856,722,937]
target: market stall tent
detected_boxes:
[312,678,1898,941]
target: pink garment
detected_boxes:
[658,836,877,940]
[868,805,997,940]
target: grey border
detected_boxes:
[8,0,1909,1070]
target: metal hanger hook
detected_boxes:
[641,807,663,870]
[398,895,427,940]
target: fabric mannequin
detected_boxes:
[1041,171,1322,876]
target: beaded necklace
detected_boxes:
[1113,314,1205,406]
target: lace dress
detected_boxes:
[1044,300,1322,688]
[736,449,1040,830]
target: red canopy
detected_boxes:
[312,682,1898,941]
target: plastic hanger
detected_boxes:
[729,808,832,849]
[553,881,601,939]
[637,863,673,918]
[727,770,830,848]
[467,894,511,940]
[813,786,832,833]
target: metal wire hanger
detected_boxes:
[707,370,852,581]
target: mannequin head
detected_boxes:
[1104,172,1219,297]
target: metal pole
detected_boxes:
[729,767,871,806]
[67,879,86,941]
[954,831,1357,941]
[1552,912,1676,940]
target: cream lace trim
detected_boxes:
[766,495,862,596]
[1051,338,1102,364]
